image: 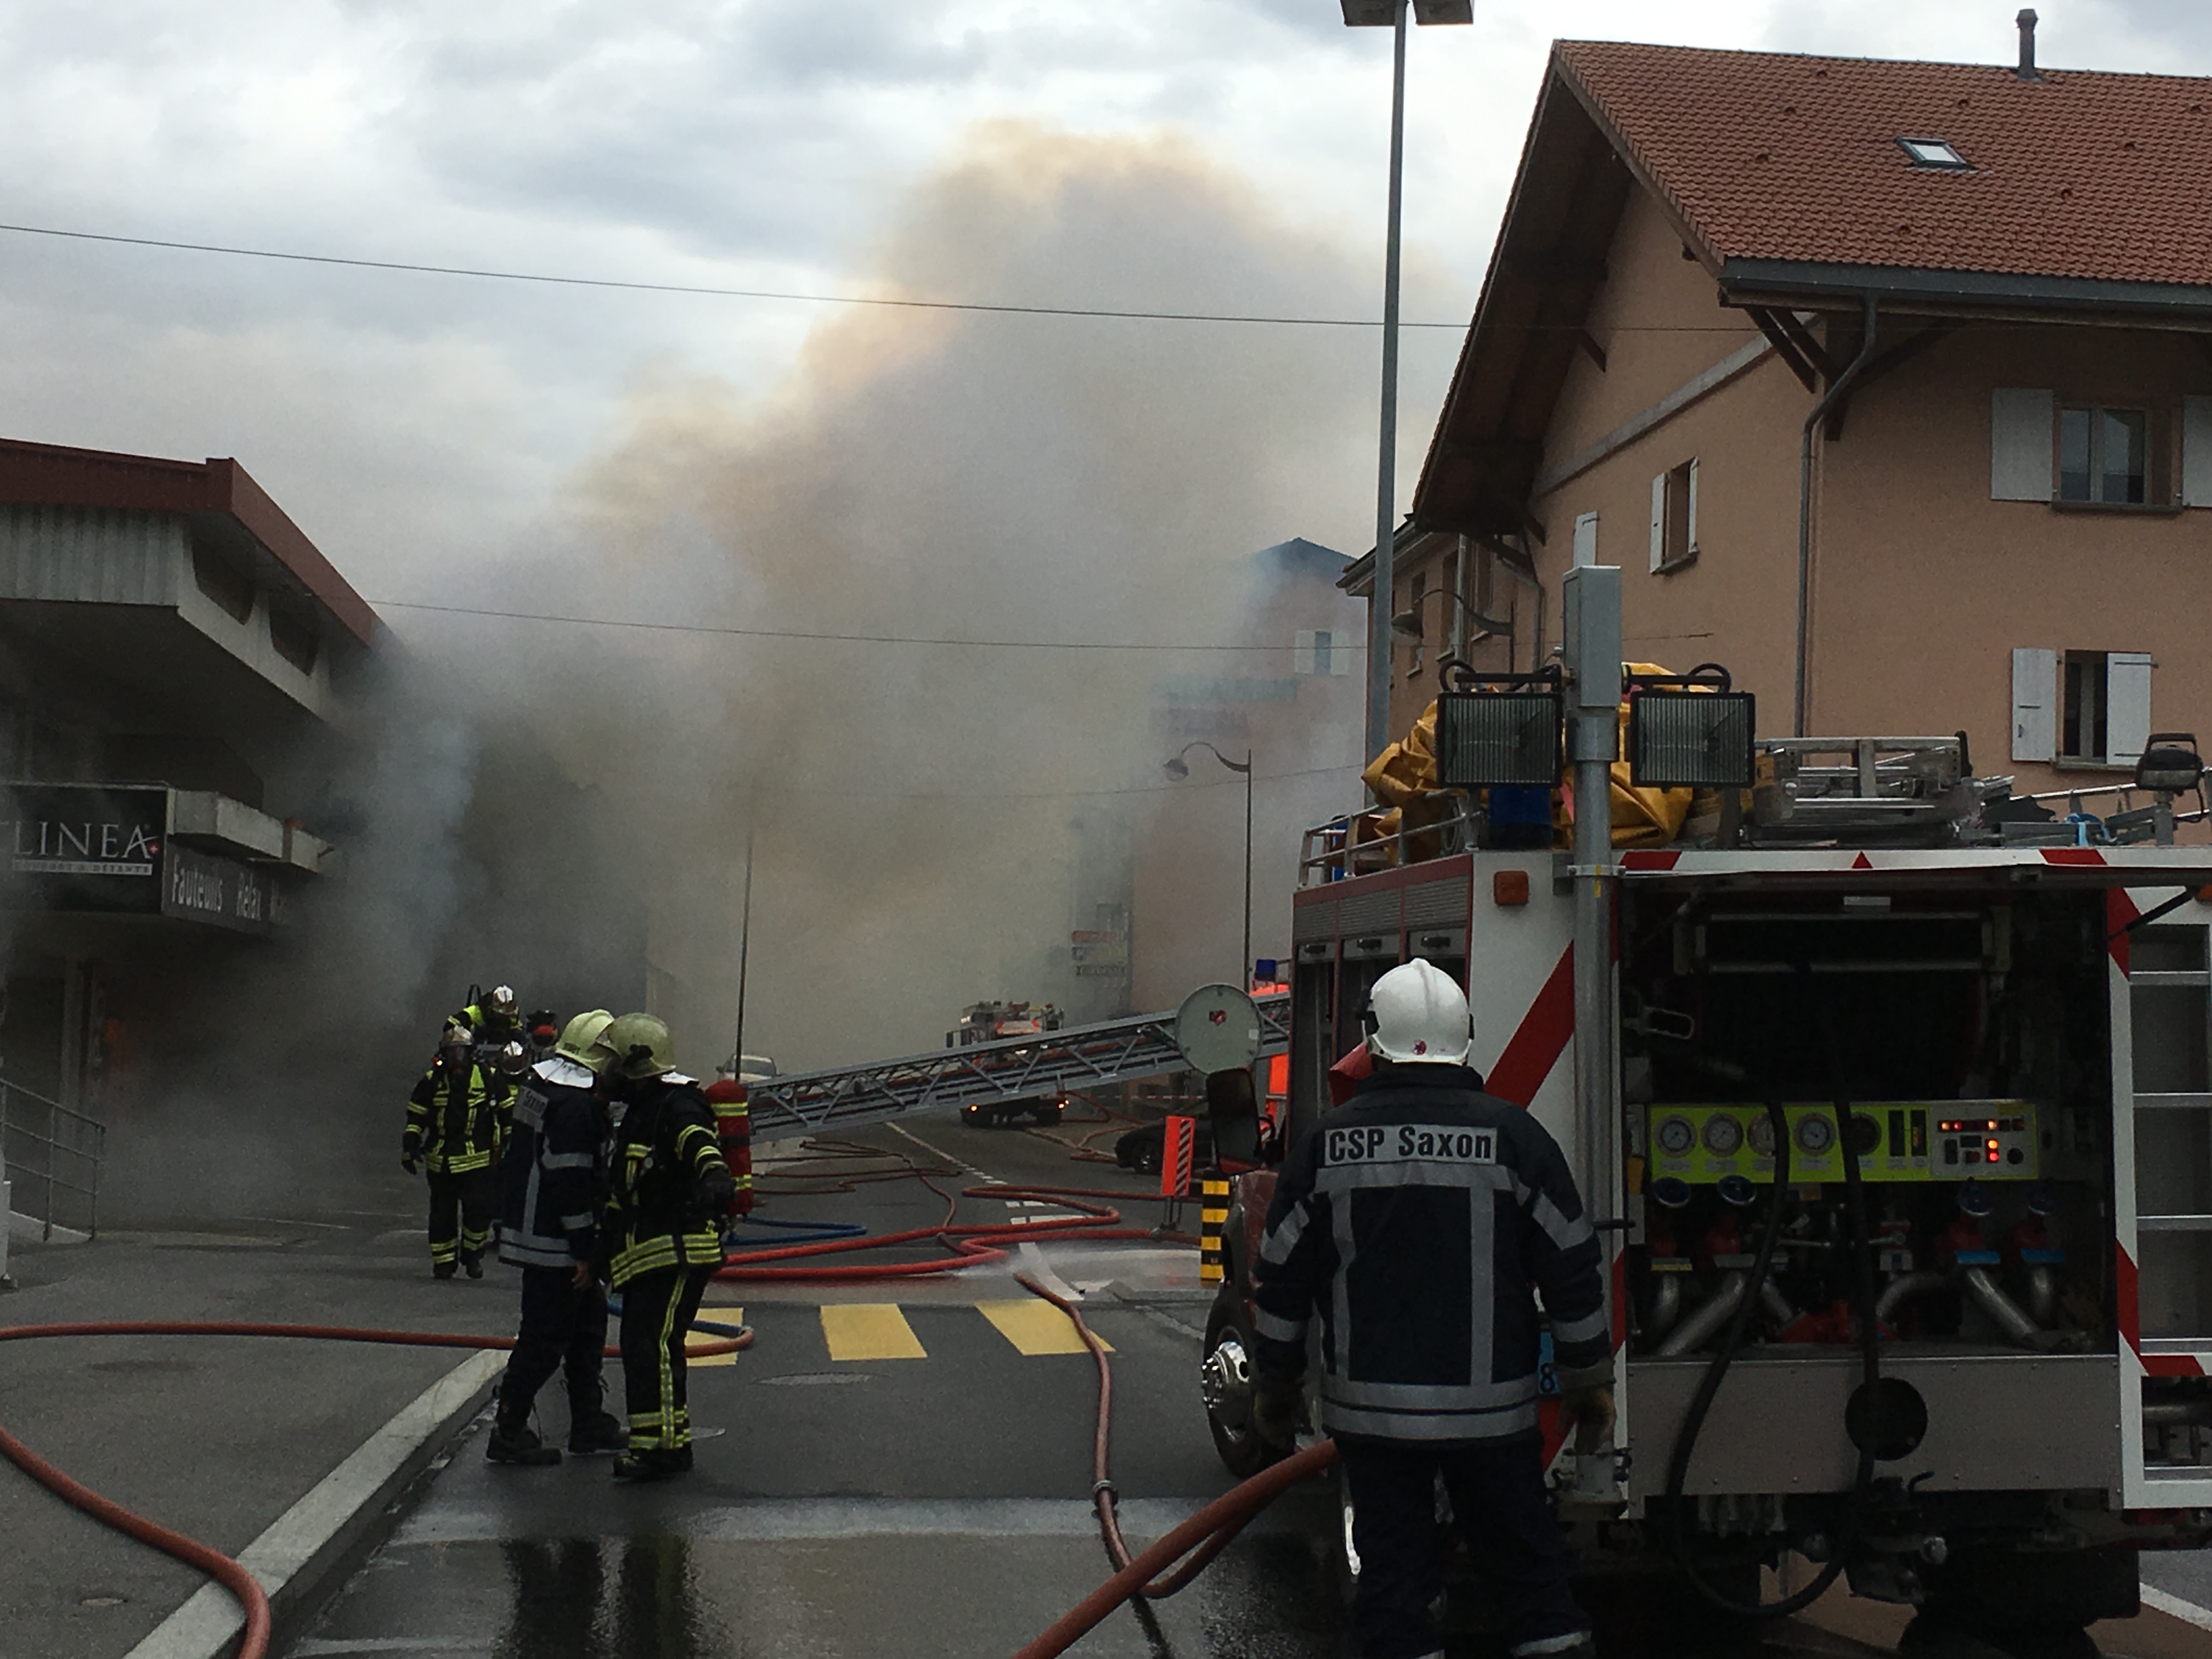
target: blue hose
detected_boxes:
[722,1216,868,1248]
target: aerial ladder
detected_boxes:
[741,994,1289,1143]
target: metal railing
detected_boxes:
[744,995,1291,1142]
[1,1077,105,1241]
[1300,792,1482,886]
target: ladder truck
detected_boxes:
[1195,565,2212,1644]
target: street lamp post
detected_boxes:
[1340,0,1474,774]
[1164,741,1255,989]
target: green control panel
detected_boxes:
[1644,1102,2040,1185]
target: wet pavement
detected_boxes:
[280,1116,2212,1659]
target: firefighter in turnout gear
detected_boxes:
[486,1009,627,1466]
[404,1024,505,1278]
[1250,959,1610,1659]
[452,984,521,1063]
[599,1013,734,1482]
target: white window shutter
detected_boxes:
[2011,647,2056,762]
[1294,629,1317,675]
[1573,511,1599,569]
[1991,388,2055,501]
[1648,475,1666,572]
[1329,629,1348,675]
[1685,459,1700,557]
[2185,396,2212,507]
[2107,651,2154,764]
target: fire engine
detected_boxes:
[947,1000,1068,1127]
[1197,566,2212,1641]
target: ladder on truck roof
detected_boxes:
[743,994,1290,1141]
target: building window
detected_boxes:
[2061,650,2153,765]
[1649,459,1698,573]
[1897,136,1971,170]
[1294,629,1347,676]
[191,540,255,624]
[1404,571,1426,678]
[2059,406,2149,505]
[269,606,319,675]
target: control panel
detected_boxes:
[1643,1101,2039,1184]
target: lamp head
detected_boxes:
[1390,610,1424,642]
[1163,755,1191,781]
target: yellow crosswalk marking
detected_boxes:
[687,1307,743,1369]
[976,1300,1110,1357]
[821,1302,928,1361]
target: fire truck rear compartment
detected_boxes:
[1618,882,2124,1504]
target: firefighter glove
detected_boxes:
[401,1153,419,1175]
[1559,1384,1616,1453]
[1250,1374,1304,1449]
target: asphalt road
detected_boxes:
[278,1114,2212,1659]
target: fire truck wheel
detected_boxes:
[1200,1289,1280,1479]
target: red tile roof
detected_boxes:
[1555,40,2212,289]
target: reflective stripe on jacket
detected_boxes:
[404,1061,502,1176]
[1250,1063,1608,1444]
[498,1057,608,1269]
[606,1075,735,1287]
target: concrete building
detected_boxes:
[1356,30,2212,803]
[1133,538,1364,1007]
[0,438,374,1228]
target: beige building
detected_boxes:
[1359,29,2212,810]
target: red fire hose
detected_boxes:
[0,1318,751,1659]
[1,1165,1290,1659]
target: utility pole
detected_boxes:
[1365,0,1409,774]
[730,819,756,1073]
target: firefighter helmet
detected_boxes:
[486,985,520,1022]
[555,1009,616,1071]
[1363,959,1471,1066]
[496,1040,528,1077]
[439,1022,472,1056]
[602,1011,676,1081]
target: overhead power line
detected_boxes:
[0,219,1763,332]
[0,221,1465,329]
[374,597,1371,653]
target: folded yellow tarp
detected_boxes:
[1357,664,1692,852]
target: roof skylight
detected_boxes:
[1898,136,1972,170]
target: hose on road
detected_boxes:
[0,1315,753,1659]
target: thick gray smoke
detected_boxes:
[100,121,1436,1217]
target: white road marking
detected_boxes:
[125,1350,503,1659]
[397,1496,1288,1543]
[2143,1584,2212,1633]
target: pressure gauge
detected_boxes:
[1747,1115,1778,1158]
[1655,1115,1696,1157]
[1702,1114,1745,1156]
[1795,1113,1836,1156]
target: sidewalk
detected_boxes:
[0,1171,522,1659]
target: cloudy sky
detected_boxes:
[1,0,2202,618]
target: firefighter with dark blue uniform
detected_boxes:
[1250,959,1613,1659]
[403,1024,504,1279]
[599,1012,734,1482]
[485,1008,628,1466]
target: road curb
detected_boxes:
[122,1347,504,1659]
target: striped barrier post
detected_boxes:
[1199,1177,1229,1284]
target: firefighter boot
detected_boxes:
[611,1446,693,1482]
[567,1389,627,1455]
[486,1406,561,1468]
[432,1262,457,1280]
[461,1250,484,1280]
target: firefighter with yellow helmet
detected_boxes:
[596,1012,733,1481]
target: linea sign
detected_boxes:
[2,785,167,915]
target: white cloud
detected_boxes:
[0,0,2200,605]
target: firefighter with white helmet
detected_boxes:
[1249,957,1612,1659]
[597,1012,734,1481]
[486,1009,627,1466]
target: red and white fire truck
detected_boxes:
[947,1000,1068,1127]
[1197,566,2212,1641]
